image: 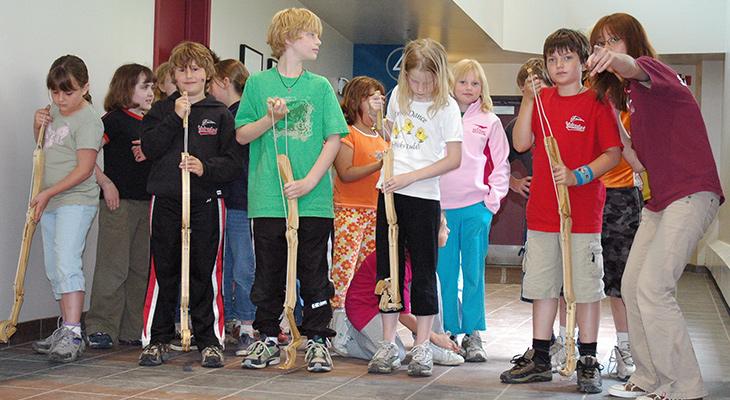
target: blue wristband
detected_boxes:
[572,165,594,186]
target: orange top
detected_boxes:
[334,125,388,209]
[600,111,634,189]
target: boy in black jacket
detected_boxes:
[138,41,244,368]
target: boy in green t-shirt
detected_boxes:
[234,7,348,373]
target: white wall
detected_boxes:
[210,0,353,89]
[0,0,154,323]
[455,0,726,55]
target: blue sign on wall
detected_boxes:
[353,44,404,97]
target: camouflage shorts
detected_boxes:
[601,187,643,297]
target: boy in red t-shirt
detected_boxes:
[499,29,621,394]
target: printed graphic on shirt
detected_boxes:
[45,123,70,148]
[275,98,314,142]
[198,119,218,136]
[393,112,431,150]
[565,115,586,132]
[472,124,488,136]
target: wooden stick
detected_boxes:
[374,148,402,311]
[0,122,47,343]
[276,155,302,369]
[179,94,192,352]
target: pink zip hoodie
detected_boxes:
[440,99,510,214]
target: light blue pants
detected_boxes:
[437,202,493,334]
[223,208,256,321]
[40,204,98,300]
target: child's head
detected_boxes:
[589,13,655,59]
[396,38,451,116]
[451,59,493,112]
[47,55,91,115]
[341,76,385,125]
[209,59,249,105]
[266,8,323,59]
[542,29,590,86]
[516,58,551,90]
[103,64,154,113]
[153,62,176,101]
[168,41,215,97]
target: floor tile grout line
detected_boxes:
[17,364,147,400]
[705,279,730,344]
[492,383,511,400]
[484,316,532,349]
[1,348,129,382]
[486,299,519,316]
[310,372,367,400]
[402,366,453,400]
[215,365,307,400]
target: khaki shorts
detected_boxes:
[521,230,605,303]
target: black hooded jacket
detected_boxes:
[141,92,244,201]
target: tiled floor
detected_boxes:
[1,270,729,399]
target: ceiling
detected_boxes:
[300,0,724,65]
[299,0,536,64]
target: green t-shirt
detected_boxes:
[42,103,103,210]
[235,68,348,218]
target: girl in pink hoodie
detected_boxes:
[437,59,510,362]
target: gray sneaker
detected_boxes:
[48,328,85,363]
[32,326,65,355]
[576,355,603,394]
[305,339,333,372]
[462,332,487,362]
[234,333,256,356]
[368,341,401,374]
[407,342,433,377]
[242,340,280,369]
[608,345,636,381]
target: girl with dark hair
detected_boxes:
[588,13,724,400]
[85,63,154,350]
[31,55,104,362]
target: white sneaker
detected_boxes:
[608,345,636,381]
[549,336,578,372]
[429,342,464,366]
[407,342,433,377]
[608,382,647,398]
[368,341,400,374]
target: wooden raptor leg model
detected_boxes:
[179,96,192,352]
[0,123,47,343]
[374,106,402,312]
[529,69,576,377]
[277,155,302,369]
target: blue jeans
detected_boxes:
[40,204,98,300]
[223,208,256,321]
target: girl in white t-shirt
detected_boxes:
[368,38,462,377]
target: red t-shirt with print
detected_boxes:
[527,87,621,233]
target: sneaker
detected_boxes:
[609,345,636,381]
[170,333,198,351]
[48,328,85,363]
[461,332,487,362]
[636,394,672,400]
[367,341,401,374]
[234,333,256,356]
[242,340,280,369]
[118,338,142,346]
[407,342,433,377]
[430,342,464,366]
[549,336,578,372]
[88,332,113,349]
[576,355,603,394]
[608,382,647,398]
[201,345,224,368]
[305,338,333,372]
[32,326,65,354]
[499,348,552,384]
[139,342,171,366]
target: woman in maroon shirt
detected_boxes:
[588,13,723,400]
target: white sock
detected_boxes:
[266,336,279,346]
[240,324,254,337]
[616,332,630,350]
[63,323,82,337]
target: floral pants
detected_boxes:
[330,206,376,308]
